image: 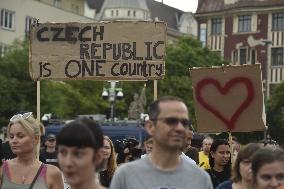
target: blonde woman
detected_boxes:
[1,112,64,189]
[99,136,118,187]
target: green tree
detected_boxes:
[0,36,229,127]
[0,41,36,126]
[267,81,284,144]
[152,36,228,126]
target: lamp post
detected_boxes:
[262,39,273,98]
[102,81,123,123]
[262,39,273,140]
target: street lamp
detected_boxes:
[262,39,273,140]
[102,81,123,123]
[262,39,273,98]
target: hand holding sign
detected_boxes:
[191,64,265,133]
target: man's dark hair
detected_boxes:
[148,96,184,120]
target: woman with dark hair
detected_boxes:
[57,117,106,189]
[99,136,117,187]
[251,148,284,189]
[216,143,262,189]
[206,139,231,188]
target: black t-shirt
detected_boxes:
[100,170,112,187]
[39,150,58,167]
[206,168,231,188]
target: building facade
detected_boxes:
[90,0,197,43]
[0,0,95,56]
[195,0,284,96]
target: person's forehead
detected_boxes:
[203,139,212,144]
[104,139,111,146]
[216,144,230,151]
[59,145,93,151]
[9,123,27,133]
[158,101,188,116]
[258,161,284,173]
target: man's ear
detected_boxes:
[145,120,155,137]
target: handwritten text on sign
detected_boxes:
[29,21,166,81]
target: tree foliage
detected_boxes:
[267,81,284,144]
[2,36,282,144]
[0,36,228,127]
[0,41,36,126]
[155,36,228,126]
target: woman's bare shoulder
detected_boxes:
[45,164,64,189]
[98,185,107,189]
[46,164,61,177]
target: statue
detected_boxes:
[128,85,146,120]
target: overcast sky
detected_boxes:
[154,0,198,13]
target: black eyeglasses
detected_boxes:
[151,117,191,128]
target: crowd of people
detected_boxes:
[0,96,284,189]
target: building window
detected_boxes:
[200,28,207,47]
[187,25,191,33]
[239,48,247,65]
[272,13,284,31]
[111,10,114,16]
[0,43,9,57]
[72,4,79,14]
[133,11,136,17]
[251,49,256,64]
[233,50,238,64]
[116,10,119,16]
[0,9,15,30]
[213,51,222,57]
[25,16,37,39]
[53,0,61,8]
[271,47,284,66]
[238,15,251,32]
[128,10,130,16]
[211,18,222,35]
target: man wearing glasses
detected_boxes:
[40,134,58,167]
[110,96,213,189]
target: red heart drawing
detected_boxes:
[195,77,254,131]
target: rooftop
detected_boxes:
[196,0,284,14]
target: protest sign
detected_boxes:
[190,64,266,133]
[29,21,166,81]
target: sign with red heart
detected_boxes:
[190,64,265,133]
